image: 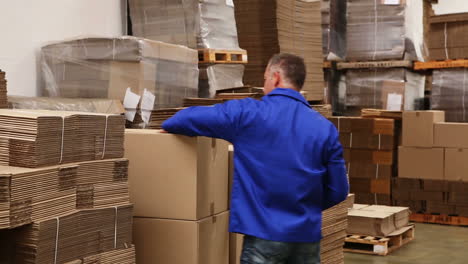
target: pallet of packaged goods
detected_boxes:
[198,49,248,64]
[344,226,415,256]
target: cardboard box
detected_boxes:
[456,205,468,217]
[422,179,449,192]
[229,233,244,264]
[434,123,468,148]
[426,201,456,215]
[410,191,445,202]
[348,162,393,179]
[329,117,394,135]
[449,181,468,193]
[344,149,393,165]
[445,148,468,182]
[339,133,394,150]
[402,111,445,147]
[398,147,444,180]
[393,200,424,213]
[125,130,229,220]
[393,178,422,191]
[133,211,229,264]
[228,145,234,209]
[429,13,468,61]
[349,178,391,195]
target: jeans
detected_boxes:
[240,235,321,264]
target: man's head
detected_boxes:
[263,53,307,95]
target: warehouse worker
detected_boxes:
[162,53,349,264]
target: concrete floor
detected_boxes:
[344,223,468,264]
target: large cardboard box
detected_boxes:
[398,147,444,180]
[125,130,229,220]
[347,208,395,237]
[434,123,468,148]
[134,211,229,264]
[428,13,468,61]
[229,233,244,264]
[402,111,445,147]
[362,205,410,229]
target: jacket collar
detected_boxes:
[266,88,310,107]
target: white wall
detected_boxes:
[0,0,124,96]
[433,0,468,15]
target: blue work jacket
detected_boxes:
[162,88,349,243]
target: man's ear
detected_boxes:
[273,71,281,87]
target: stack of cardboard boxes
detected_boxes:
[125,130,230,264]
[0,70,7,108]
[397,111,468,216]
[329,116,398,205]
[0,109,135,263]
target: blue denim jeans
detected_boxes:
[240,235,321,264]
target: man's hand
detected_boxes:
[159,129,169,133]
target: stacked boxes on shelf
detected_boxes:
[329,116,399,205]
[125,130,230,264]
[0,109,135,263]
[397,111,468,216]
[40,37,199,128]
[426,9,468,122]
[0,70,8,108]
[234,0,325,101]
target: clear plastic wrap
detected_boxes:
[128,0,240,50]
[346,0,424,61]
[199,64,245,98]
[40,37,199,112]
[321,0,346,61]
[343,68,425,116]
[432,69,468,122]
[8,96,125,114]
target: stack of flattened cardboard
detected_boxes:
[0,71,8,108]
[431,69,468,122]
[347,204,411,237]
[321,194,355,264]
[125,130,230,264]
[397,110,468,216]
[329,117,398,205]
[128,0,240,50]
[311,104,333,118]
[428,12,468,60]
[276,0,324,101]
[0,109,125,168]
[234,0,280,87]
[8,96,125,115]
[343,68,425,116]
[65,246,136,264]
[199,65,246,99]
[128,108,186,129]
[346,0,424,61]
[15,205,133,264]
[0,158,130,229]
[183,98,224,107]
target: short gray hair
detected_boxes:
[268,53,307,90]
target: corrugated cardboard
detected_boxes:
[429,13,468,61]
[347,209,395,237]
[422,179,449,192]
[329,117,395,135]
[410,190,445,202]
[398,147,444,180]
[402,111,445,147]
[434,123,468,148]
[344,149,393,165]
[133,211,229,264]
[229,233,244,264]
[350,178,391,195]
[228,145,234,209]
[362,205,410,229]
[125,130,229,220]
[348,162,393,179]
[354,193,391,206]
[426,201,456,215]
[339,133,394,150]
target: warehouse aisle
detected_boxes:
[344,223,468,264]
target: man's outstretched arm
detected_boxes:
[162,100,243,142]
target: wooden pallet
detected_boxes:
[344,226,415,256]
[410,213,468,226]
[414,60,468,70]
[198,49,248,64]
[337,60,413,70]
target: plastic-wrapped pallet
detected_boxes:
[343,68,425,116]
[40,37,199,125]
[128,0,240,50]
[199,64,245,98]
[432,69,468,122]
[321,0,346,61]
[346,0,424,61]
[428,12,468,61]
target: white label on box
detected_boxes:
[374,245,386,254]
[123,87,141,122]
[226,0,234,7]
[242,54,248,62]
[140,89,156,125]
[384,0,400,5]
[387,93,403,111]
